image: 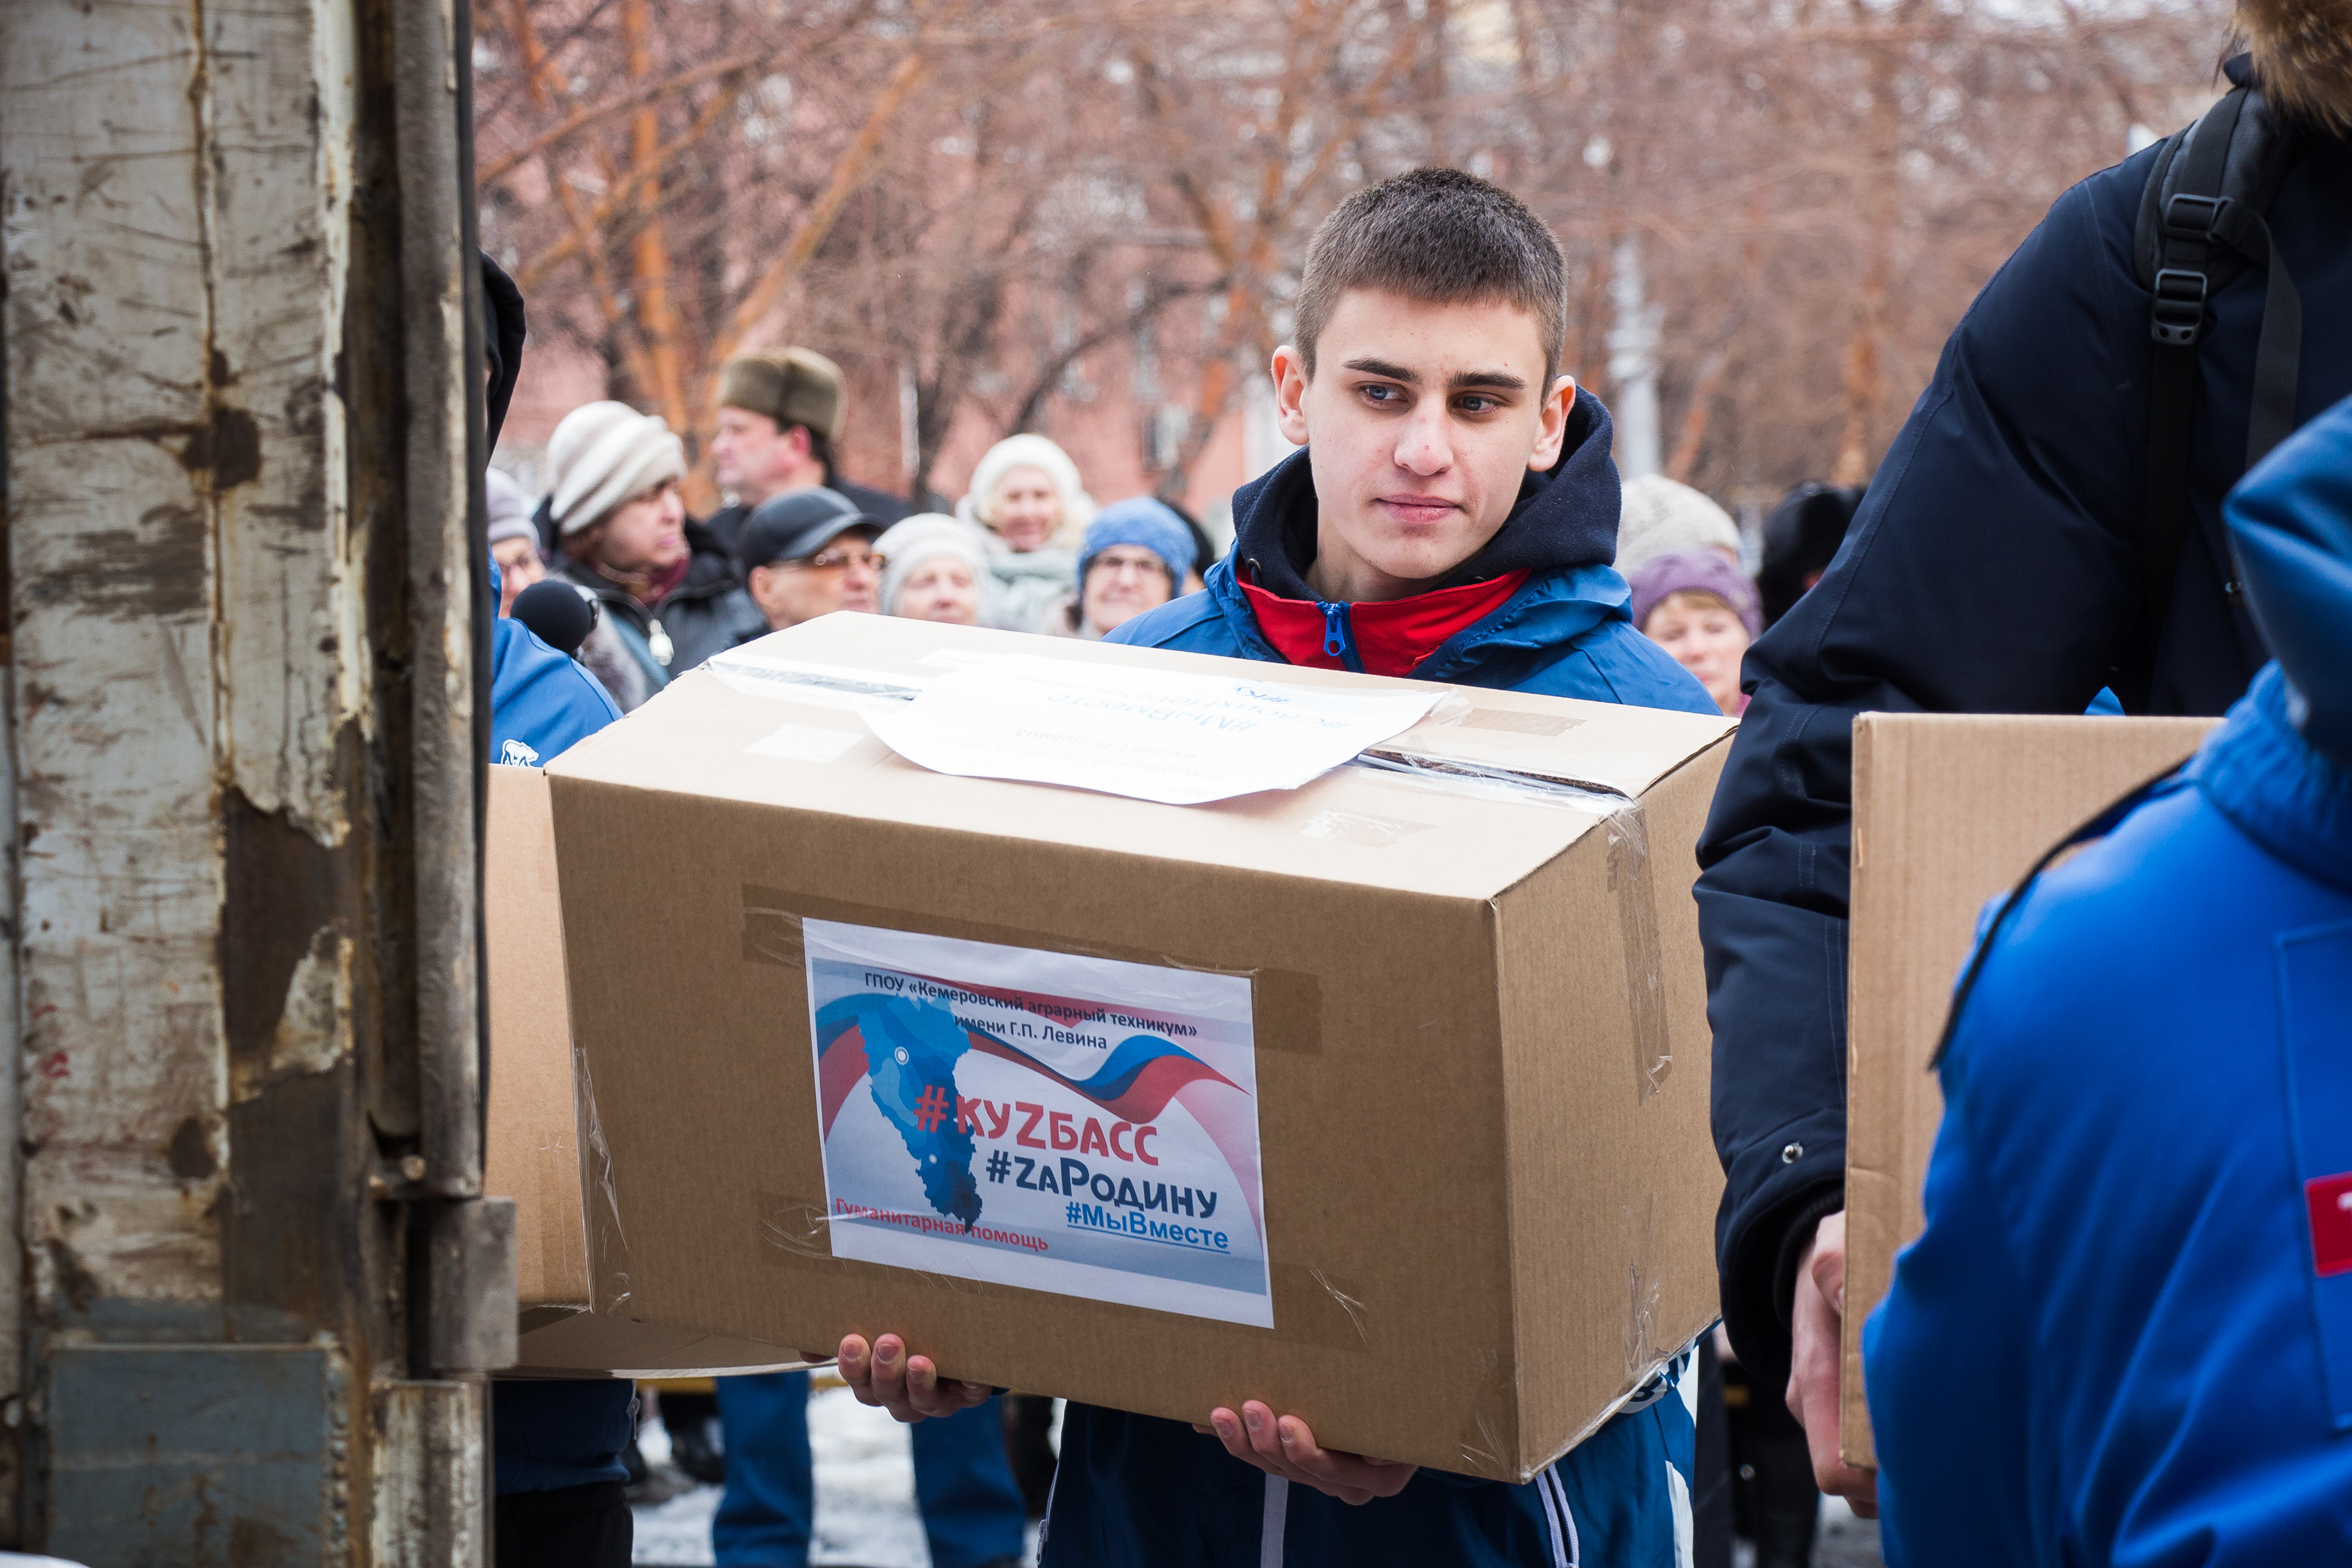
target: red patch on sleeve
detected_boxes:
[2305,1172,2352,1277]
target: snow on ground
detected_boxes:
[631,1382,1042,1567]
[1813,1497,1887,1568]
[1729,1497,1886,1568]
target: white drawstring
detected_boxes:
[1536,1463,1579,1567]
[1258,1473,1289,1568]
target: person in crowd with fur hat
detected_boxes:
[544,400,764,711]
[956,433,1097,633]
[705,347,913,559]
[1631,549,1763,717]
[1051,497,1195,639]
[1703,4,2352,1521]
[876,514,994,626]
[487,466,546,616]
[1616,472,1743,577]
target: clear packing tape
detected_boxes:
[1349,752,1672,1102]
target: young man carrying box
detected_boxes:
[834,168,1715,1564]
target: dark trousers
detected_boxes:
[713,1368,1027,1568]
[1723,1358,1820,1568]
[1001,1392,1058,1519]
[1693,1336,1734,1568]
[495,1480,631,1568]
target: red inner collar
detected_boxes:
[1239,570,1529,678]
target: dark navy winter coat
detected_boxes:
[1051,410,1707,1567]
[1865,396,2352,1565]
[1699,104,2352,1387]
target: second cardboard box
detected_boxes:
[1839,712,2217,1467]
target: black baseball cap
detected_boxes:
[736,487,880,571]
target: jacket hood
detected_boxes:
[2226,391,2352,767]
[2193,666,2352,894]
[1195,551,1639,688]
[2239,2,2352,132]
[1229,392,1623,601]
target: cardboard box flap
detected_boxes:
[485,765,590,1312]
[490,765,824,1375]
[681,613,1732,799]
[549,614,1733,903]
[505,1306,809,1381]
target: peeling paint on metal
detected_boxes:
[4,0,360,1312]
[230,928,352,1105]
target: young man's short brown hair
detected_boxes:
[1292,167,1568,384]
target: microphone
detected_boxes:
[512,581,598,657]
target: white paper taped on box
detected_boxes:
[861,654,1441,806]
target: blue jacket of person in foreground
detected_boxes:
[1865,393,2352,1566]
[1044,410,1708,1568]
[488,558,622,767]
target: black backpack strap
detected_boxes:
[2121,90,2245,712]
[2216,201,2304,469]
[2117,82,2298,713]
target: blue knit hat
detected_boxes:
[1080,497,1197,586]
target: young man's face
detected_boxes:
[1272,289,1574,602]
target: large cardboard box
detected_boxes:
[546,613,1736,1480]
[1839,713,2216,1466]
[485,764,808,1378]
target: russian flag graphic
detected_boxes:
[815,988,1264,1238]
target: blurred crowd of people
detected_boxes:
[489,346,1217,717]
[490,339,1865,740]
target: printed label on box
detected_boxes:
[804,918,1271,1327]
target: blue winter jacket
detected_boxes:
[1700,81,2352,1388]
[1047,423,1710,1567]
[485,557,635,1497]
[487,559,622,767]
[1864,396,2352,1564]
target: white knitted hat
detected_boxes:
[545,400,686,536]
[485,466,539,547]
[1616,473,1740,574]
[874,514,994,616]
[954,433,1096,546]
